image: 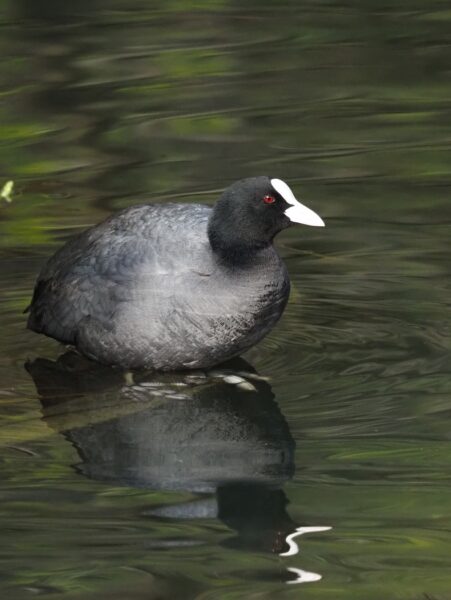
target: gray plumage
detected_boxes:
[27,176,315,370]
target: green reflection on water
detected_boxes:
[1,0,451,598]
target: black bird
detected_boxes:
[27,176,324,370]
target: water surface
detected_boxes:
[1,1,451,598]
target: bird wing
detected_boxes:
[27,203,212,345]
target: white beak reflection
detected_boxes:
[280,525,332,557]
[279,525,332,585]
[286,567,323,584]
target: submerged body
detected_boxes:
[27,177,324,370]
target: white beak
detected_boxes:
[271,178,325,227]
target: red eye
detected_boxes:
[263,195,276,204]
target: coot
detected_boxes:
[27,176,324,370]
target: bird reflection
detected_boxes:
[26,351,298,553]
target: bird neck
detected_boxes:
[207,216,270,265]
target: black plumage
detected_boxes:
[27,176,323,370]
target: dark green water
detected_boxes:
[1,1,451,598]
